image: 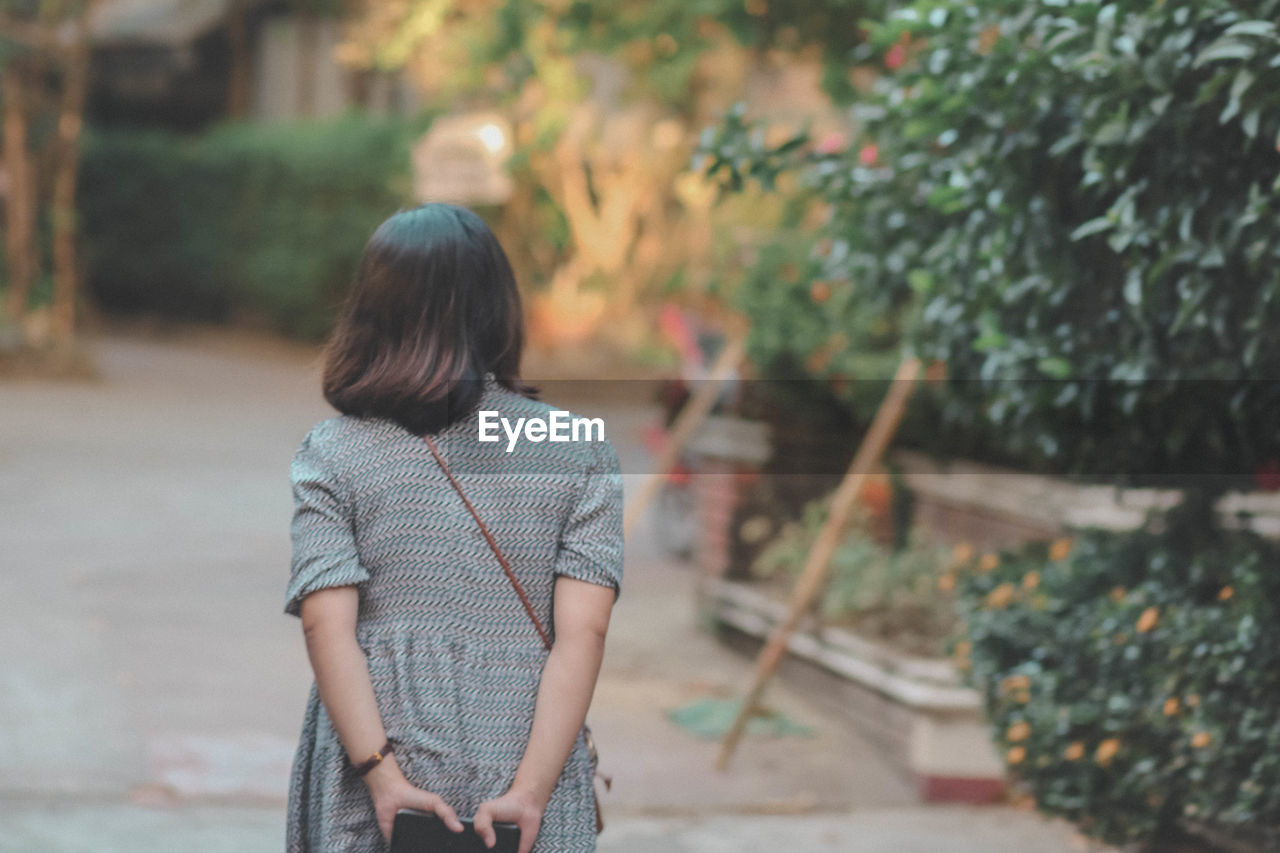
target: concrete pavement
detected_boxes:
[0,327,1106,850]
[0,804,1101,852]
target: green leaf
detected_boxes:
[908,269,934,294]
[1242,108,1260,139]
[1223,20,1277,39]
[1195,40,1256,67]
[773,135,808,155]
[1071,217,1114,240]
[1038,357,1072,379]
[1123,269,1143,308]
[1230,67,1256,104]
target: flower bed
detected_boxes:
[706,576,1005,803]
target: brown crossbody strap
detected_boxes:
[423,434,610,832]
[422,435,554,651]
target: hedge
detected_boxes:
[701,3,1280,847]
[701,0,1280,493]
[956,522,1280,847]
[79,114,424,340]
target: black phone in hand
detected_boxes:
[390,809,520,853]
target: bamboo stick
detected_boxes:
[715,356,922,771]
[622,334,746,539]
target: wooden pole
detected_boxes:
[2,63,37,327]
[715,356,922,771]
[50,0,94,351]
[622,334,746,539]
[226,0,252,119]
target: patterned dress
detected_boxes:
[284,378,623,852]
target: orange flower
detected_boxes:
[1022,571,1040,591]
[937,573,956,592]
[1186,694,1201,708]
[1163,698,1180,716]
[986,582,1015,609]
[810,280,832,303]
[978,552,1000,573]
[1136,607,1159,634]
[1049,538,1073,561]
[1007,722,1031,742]
[1191,731,1212,749]
[1110,586,1127,603]
[805,348,832,373]
[1006,746,1026,765]
[1000,674,1031,693]
[977,23,1001,55]
[1096,738,1121,766]
[1218,586,1234,601]
[952,542,974,565]
[1064,741,1085,761]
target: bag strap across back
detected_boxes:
[422,435,554,651]
[422,433,611,832]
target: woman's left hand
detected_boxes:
[473,788,545,853]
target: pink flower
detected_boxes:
[885,43,906,70]
[858,143,879,166]
[817,132,847,154]
[1256,458,1280,492]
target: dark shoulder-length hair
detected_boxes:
[322,203,534,435]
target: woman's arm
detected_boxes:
[473,577,615,853]
[299,586,464,842]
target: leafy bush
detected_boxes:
[752,498,957,657]
[80,114,424,339]
[957,525,1280,847]
[703,0,1280,490]
[79,130,238,321]
[701,6,1280,846]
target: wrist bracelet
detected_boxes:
[354,740,394,777]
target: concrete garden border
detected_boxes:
[704,577,1006,804]
[894,449,1280,547]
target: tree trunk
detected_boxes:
[296,11,318,117]
[2,64,37,328]
[226,0,252,118]
[50,1,93,350]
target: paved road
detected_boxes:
[0,329,1101,851]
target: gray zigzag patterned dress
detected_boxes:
[284,379,623,852]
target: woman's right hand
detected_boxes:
[362,754,464,843]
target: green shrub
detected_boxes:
[958,526,1280,847]
[79,130,237,321]
[80,114,424,339]
[702,0,1280,489]
[700,5,1280,844]
[752,499,957,657]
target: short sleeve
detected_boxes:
[553,438,624,599]
[284,428,369,617]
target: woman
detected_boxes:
[284,203,622,853]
